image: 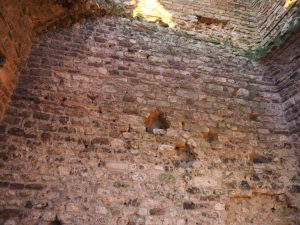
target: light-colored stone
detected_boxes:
[106,162,129,170]
[96,206,109,214]
[187,139,197,148]
[153,128,166,135]
[4,220,16,225]
[236,88,250,98]
[189,176,221,188]
[158,144,174,151]
[215,203,225,211]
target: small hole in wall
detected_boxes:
[195,15,228,28]
[53,0,74,9]
[249,114,258,121]
[203,131,218,143]
[175,143,197,169]
[144,109,170,133]
[271,207,275,213]
[49,215,62,225]
[0,51,6,68]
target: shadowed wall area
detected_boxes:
[0,0,299,225]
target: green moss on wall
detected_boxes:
[241,9,300,60]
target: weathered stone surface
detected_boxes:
[253,0,299,46]
[0,0,116,119]
[189,175,221,188]
[0,2,299,224]
[225,194,298,225]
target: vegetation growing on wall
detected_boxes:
[127,4,299,61]
[241,9,300,60]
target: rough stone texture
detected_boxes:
[0,16,299,224]
[225,193,297,225]
[0,0,298,119]
[252,0,300,46]
[262,29,300,206]
[125,0,257,47]
[0,0,112,119]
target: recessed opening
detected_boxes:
[49,216,62,225]
[0,51,6,68]
[203,131,218,143]
[195,15,228,28]
[144,109,170,133]
[53,0,74,9]
[175,142,196,157]
[249,113,258,121]
[174,139,198,169]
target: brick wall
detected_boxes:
[123,0,256,48]
[0,0,107,120]
[0,0,255,120]
[261,28,300,219]
[252,0,300,47]
[263,29,300,169]
[0,17,298,225]
[160,0,255,46]
[1,0,297,121]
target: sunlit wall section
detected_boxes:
[132,0,174,27]
[284,0,298,8]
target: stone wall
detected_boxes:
[0,0,108,120]
[263,30,300,220]
[0,17,298,225]
[263,29,300,199]
[125,0,256,48]
[158,0,255,46]
[252,0,300,47]
[0,0,256,121]
[1,0,297,121]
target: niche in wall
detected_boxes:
[0,51,6,68]
[144,109,170,133]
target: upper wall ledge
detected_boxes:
[117,0,300,59]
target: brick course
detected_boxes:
[0,16,299,224]
[0,0,299,224]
